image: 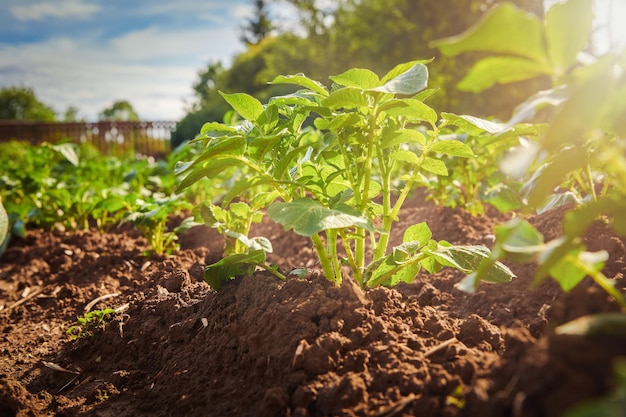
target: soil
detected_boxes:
[1,193,625,417]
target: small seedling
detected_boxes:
[66,308,116,340]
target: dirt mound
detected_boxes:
[1,196,625,417]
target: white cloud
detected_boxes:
[0,24,245,121]
[231,4,254,19]
[10,0,101,21]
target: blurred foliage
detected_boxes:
[240,0,275,45]
[98,100,140,121]
[173,0,547,145]
[0,86,56,121]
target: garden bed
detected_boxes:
[1,193,625,417]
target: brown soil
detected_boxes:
[1,194,625,417]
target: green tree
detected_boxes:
[63,106,84,122]
[98,100,139,121]
[306,0,547,118]
[0,86,56,121]
[240,0,274,45]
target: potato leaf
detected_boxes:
[268,198,378,236]
[372,63,428,95]
[422,157,448,176]
[270,73,329,97]
[431,3,547,64]
[322,87,369,109]
[204,250,266,290]
[545,0,593,73]
[0,198,8,253]
[431,139,474,158]
[330,68,380,89]
[219,91,265,122]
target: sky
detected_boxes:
[1,0,625,122]
[0,0,258,121]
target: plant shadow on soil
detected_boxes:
[1,193,625,417]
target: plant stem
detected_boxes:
[311,233,338,284]
[576,256,626,309]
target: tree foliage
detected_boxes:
[240,0,274,45]
[99,100,139,121]
[175,0,547,144]
[0,86,56,121]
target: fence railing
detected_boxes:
[0,120,176,157]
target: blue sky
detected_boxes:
[1,0,625,122]
[0,0,259,121]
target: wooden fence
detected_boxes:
[0,120,177,157]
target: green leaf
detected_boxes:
[200,122,238,138]
[382,99,437,126]
[330,68,380,89]
[366,254,421,288]
[314,113,362,130]
[428,244,515,283]
[380,59,433,84]
[549,249,608,292]
[484,184,524,213]
[535,192,583,215]
[497,218,544,263]
[52,143,79,166]
[268,198,378,236]
[322,87,369,109]
[188,136,246,168]
[545,0,593,73]
[563,197,626,238]
[431,3,547,64]
[403,222,431,245]
[219,91,265,122]
[421,157,448,176]
[442,113,508,135]
[542,72,617,151]
[270,73,329,97]
[381,129,426,149]
[204,250,266,290]
[555,313,626,337]
[389,150,419,165]
[526,147,588,207]
[457,56,552,92]
[534,237,580,286]
[431,139,474,158]
[94,196,127,213]
[372,63,429,95]
[0,198,8,251]
[177,157,241,190]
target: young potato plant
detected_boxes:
[178,61,514,290]
[424,115,546,215]
[433,0,626,309]
[66,308,116,340]
[124,194,196,256]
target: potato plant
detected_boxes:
[177,62,518,289]
[0,141,209,256]
[433,0,626,306]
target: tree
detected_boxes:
[98,100,139,121]
[240,0,274,45]
[63,106,84,122]
[0,86,56,121]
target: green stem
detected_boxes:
[327,230,343,286]
[311,233,338,284]
[373,146,393,260]
[586,163,597,201]
[367,252,428,288]
[256,262,286,280]
[575,257,626,309]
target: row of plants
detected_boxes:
[0,141,208,256]
[1,0,623,310]
[176,0,626,309]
